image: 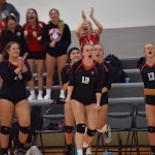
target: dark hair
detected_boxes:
[5,15,17,24]
[3,41,20,60]
[26,8,39,33]
[68,47,80,58]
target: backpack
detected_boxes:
[104,54,126,83]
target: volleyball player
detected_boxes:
[66,44,105,155]
[42,8,71,101]
[0,42,31,155]
[23,8,46,101]
[140,43,155,155]
[76,7,103,47]
[61,47,81,155]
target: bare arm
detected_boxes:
[76,10,87,39]
[90,7,103,37]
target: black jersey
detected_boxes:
[61,63,72,85]
[0,60,31,95]
[69,59,105,104]
[1,25,29,56]
[100,60,111,90]
[140,62,155,89]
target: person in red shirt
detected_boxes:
[76,8,103,48]
[23,8,46,101]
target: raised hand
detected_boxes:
[89,7,94,18]
[82,10,86,20]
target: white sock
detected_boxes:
[30,90,35,95]
[97,124,107,133]
[38,90,43,96]
[83,142,88,148]
[86,148,91,154]
[77,149,83,155]
[46,89,51,96]
[59,89,65,99]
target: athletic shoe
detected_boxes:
[43,94,51,100]
[104,124,112,144]
[37,94,43,101]
[65,146,73,155]
[25,146,42,155]
[86,148,92,155]
[83,148,87,155]
[28,94,36,101]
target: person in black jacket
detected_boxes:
[42,8,71,100]
[1,15,28,59]
[140,43,155,155]
[0,41,31,155]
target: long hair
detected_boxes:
[49,8,65,33]
[5,15,17,30]
[3,41,20,60]
[25,8,39,33]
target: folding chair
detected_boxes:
[130,103,148,155]
[32,104,65,155]
[95,103,135,155]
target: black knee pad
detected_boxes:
[76,124,85,133]
[148,126,155,133]
[65,126,73,133]
[19,125,31,134]
[1,126,11,135]
[87,128,96,137]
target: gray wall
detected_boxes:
[71,26,155,58]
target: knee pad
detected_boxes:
[87,128,96,137]
[19,125,31,134]
[148,126,155,133]
[76,124,85,133]
[65,126,73,133]
[1,126,11,135]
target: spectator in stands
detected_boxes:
[84,44,112,155]
[0,41,31,155]
[42,8,71,100]
[66,44,105,155]
[61,47,81,155]
[1,15,29,59]
[23,8,46,101]
[76,7,103,47]
[0,0,20,23]
[140,43,155,155]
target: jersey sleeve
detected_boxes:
[22,61,32,81]
[61,66,69,85]
[0,61,17,82]
[96,64,106,93]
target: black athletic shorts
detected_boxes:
[0,50,3,54]
[0,92,27,104]
[27,51,46,60]
[100,93,108,105]
[145,95,155,105]
[46,50,67,57]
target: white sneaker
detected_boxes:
[104,124,112,144]
[43,94,51,100]
[37,94,43,101]
[86,148,92,155]
[28,94,36,101]
[25,146,42,155]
